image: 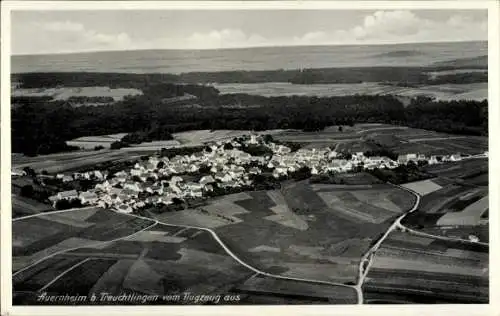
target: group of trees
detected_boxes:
[366,161,432,184]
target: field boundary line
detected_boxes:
[397,223,489,246]
[354,183,421,304]
[12,220,158,278]
[38,258,92,292]
[12,206,98,222]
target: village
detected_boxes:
[21,134,486,214]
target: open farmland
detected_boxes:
[362,230,488,303]
[12,149,143,174]
[12,86,142,102]
[12,195,55,218]
[156,181,416,285]
[234,274,357,304]
[213,82,488,101]
[271,124,487,156]
[12,208,154,272]
[423,159,489,180]
[66,133,129,149]
[13,221,255,305]
[173,129,286,147]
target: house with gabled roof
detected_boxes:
[199,175,216,186]
[79,191,98,205]
[57,190,78,200]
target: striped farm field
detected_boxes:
[363,230,488,303]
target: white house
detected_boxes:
[79,191,98,205]
[57,190,78,200]
[199,175,216,186]
[450,154,462,162]
[116,203,133,214]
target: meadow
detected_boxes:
[214,82,487,102]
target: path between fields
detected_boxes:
[355,127,409,134]
[13,207,359,301]
[395,223,489,246]
[12,214,159,278]
[354,182,489,303]
[354,184,421,304]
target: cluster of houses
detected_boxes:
[42,134,483,214]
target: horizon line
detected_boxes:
[11,39,487,57]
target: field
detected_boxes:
[12,208,154,272]
[155,181,416,284]
[423,159,489,180]
[214,82,487,101]
[66,133,128,149]
[12,86,142,102]
[272,124,488,155]
[401,179,443,196]
[12,195,55,218]
[12,208,362,305]
[362,230,488,303]
[12,149,143,174]
[172,129,286,147]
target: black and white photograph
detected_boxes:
[1,1,498,313]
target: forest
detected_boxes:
[11,77,488,156]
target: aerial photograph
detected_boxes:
[8,6,489,306]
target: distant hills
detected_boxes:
[432,55,487,68]
[374,50,424,58]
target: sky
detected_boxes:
[11,9,488,55]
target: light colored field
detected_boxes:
[173,129,286,145]
[316,189,403,224]
[44,207,101,222]
[40,214,94,228]
[66,141,115,149]
[12,86,142,102]
[202,202,249,223]
[265,191,309,231]
[214,82,488,101]
[155,209,233,228]
[311,184,374,190]
[249,245,281,253]
[130,140,181,148]
[437,195,489,226]
[122,259,164,295]
[124,231,187,243]
[402,179,443,196]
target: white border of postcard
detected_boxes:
[1,1,499,316]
